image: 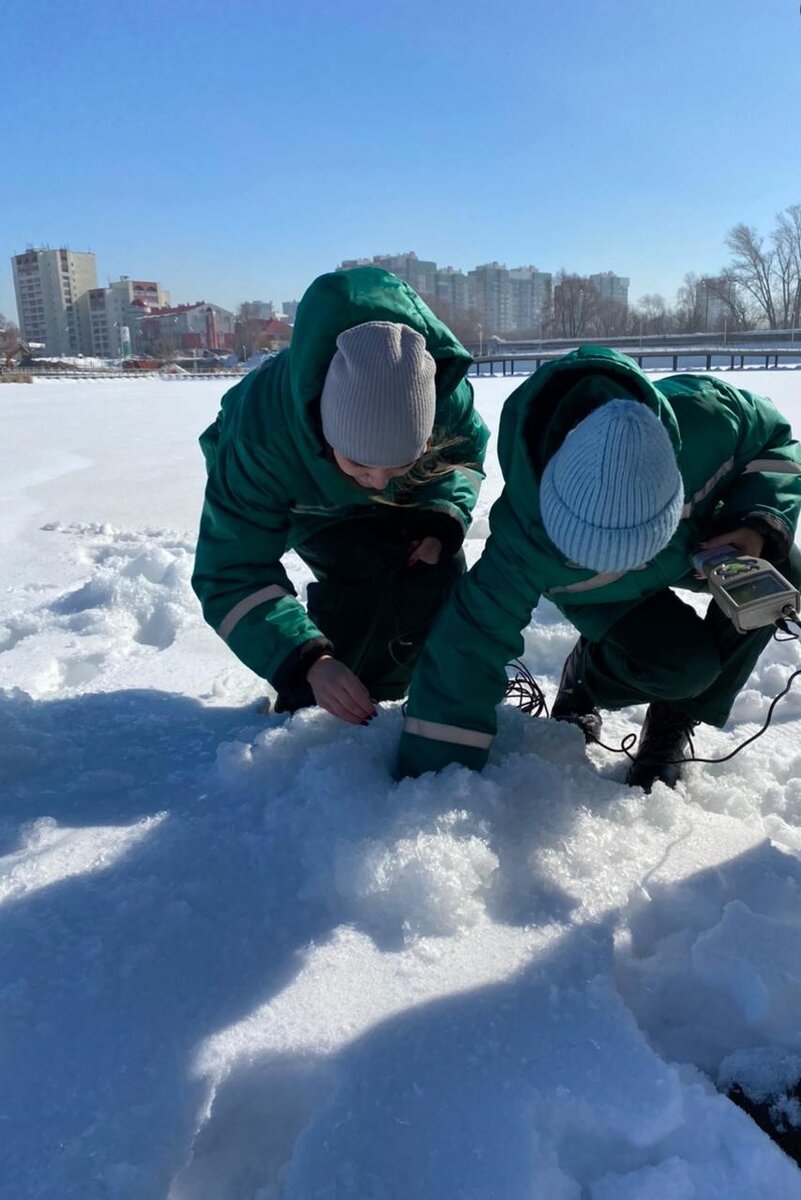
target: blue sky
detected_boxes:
[2,0,800,322]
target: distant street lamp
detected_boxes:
[478,323,483,357]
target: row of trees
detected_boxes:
[425,203,801,343]
[617,204,801,338]
[724,205,801,330]
[546,274,731,341]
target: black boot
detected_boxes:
[551,639,602,743]
[626,701,698,792]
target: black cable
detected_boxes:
[504,658,549,718]
[669,616,801,766]
[506,614,801,767]
[595,731,640,759]
[687,666,801,765]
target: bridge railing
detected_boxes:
[9,349,801,384]
[469,346,801,377]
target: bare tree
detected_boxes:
[722,206,801,329]
[674,273,705,333]
[725,223,777,328]
[593,297,628,337]
[700,271,751,331]
[774,204,801,330]
[553,273,599,338]
[629,294,671,337]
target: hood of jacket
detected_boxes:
[287,267,474,456]
[497,345,682,524]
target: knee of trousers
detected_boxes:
[640,639,722,702]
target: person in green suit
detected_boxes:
[192,267,489,724]
[398,346,801,791]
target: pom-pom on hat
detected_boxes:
[320,321,437,468]
[539,398,684,571]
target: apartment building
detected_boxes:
[79,277,172,356]
[240,301,275,320]
[12,246,98,356]
[468,263,513,333]
[589,271,630,307]
[377,253,437,299]
[435,267,472,313]
[341,254,554,334]
[508,266,553,333]
[339,253,438,300]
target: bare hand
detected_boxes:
[306,655,377,724]
[700,527,765,559]
[407,536,442,566]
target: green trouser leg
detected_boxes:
[579,546,801,727]
[295,510,465,700]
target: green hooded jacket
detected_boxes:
[398,345,801,776]
[192,267,490,686]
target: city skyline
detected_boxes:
[2,1,800,325]
[5,240,628,332]
[9,244,634,355]
[0,235,767,338]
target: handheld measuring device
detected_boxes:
[692,545,800,633]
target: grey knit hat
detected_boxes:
[320,321,437,467]
[539,398,684,571]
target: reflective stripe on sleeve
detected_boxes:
[548,570,627,596]
[680,456,801,519]
[680,457,735,518]
[742,459,801,475]
[403,717,494,749]
[218,585,291,642]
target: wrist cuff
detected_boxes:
[273,636,333,694]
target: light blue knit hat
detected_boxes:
[539,398,684,571]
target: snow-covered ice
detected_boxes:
[2,371,801,1198]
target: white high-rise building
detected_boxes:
[339,253,437,299]
[79,277,171,356]
[11,247,98,355]
[435,267,472,313]
[508,266,552,332]
[468,263,513,333]
[466,264,553,334]
[589,271,630,307]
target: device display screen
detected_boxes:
[725,573,788,605]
